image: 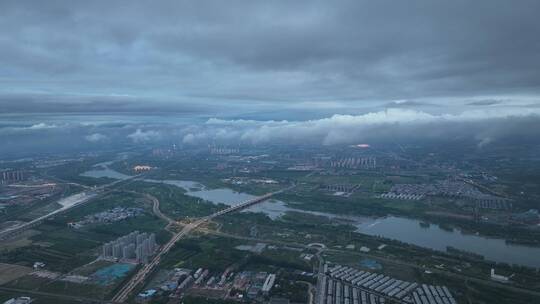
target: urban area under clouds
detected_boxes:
[1,2,540,304]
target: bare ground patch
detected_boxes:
[0,263,33,284]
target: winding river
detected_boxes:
[81,164,540,268]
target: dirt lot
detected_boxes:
[0,263,33,284]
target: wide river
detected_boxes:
[81,165,540,268]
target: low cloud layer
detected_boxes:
[85,133,108,143]
[181,108,540,146]
[1,108,539,157]
[127,129,161,143]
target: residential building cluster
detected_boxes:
[330,157,377,169]
[102,231,157,264]
[380,180,511,208]
[210,147,240,155]
[320,264,457,304]
[1,170,26,184]
[68,207,143,229]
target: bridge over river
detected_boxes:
[111,186,293,303]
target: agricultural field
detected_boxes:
[0,190,169,272]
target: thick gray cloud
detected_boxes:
[182,108,540,146]
[85,133,108,143]
[1,107,539,159]
[127,129,161,143]
[1,0,540,114]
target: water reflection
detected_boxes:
[163,180,540,268]
[356,216,540,268]
[80,162,131,180]
[80,165,540,268]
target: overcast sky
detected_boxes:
[1,0,540,115]
[2,1,540,154]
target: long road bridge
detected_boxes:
[112,187,291,303]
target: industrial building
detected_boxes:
[102,231,157,264]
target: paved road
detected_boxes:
[0,191,99,240]
[199,228,540,300]
[145,193,173,224]
[112,220,201,302]
[315,249,325,304]
[132,192,175,227]
[317,248,540,299]
[111,188,289,302]
[0,174,142,241]
[297,281,315,304]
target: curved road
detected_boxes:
[199,227,540,301]
[111,188,289,303]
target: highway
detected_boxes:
[0,191,99,240]
[111,221,201,302]
[0,175,142,241]
[145,193,174,225]
[315,249,326,304]
[111,187,289,303]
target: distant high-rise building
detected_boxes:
[330,157,376,169]
[0,170,26,184]
[142,239,150,255]
[101,231,156,263]
[122,243,135,259]
[135,244,142,261]
[112,244,123,259]
[149,233,156,252]
[136,232,147,247]
[102,242,113,257]
[210,147,239,155]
